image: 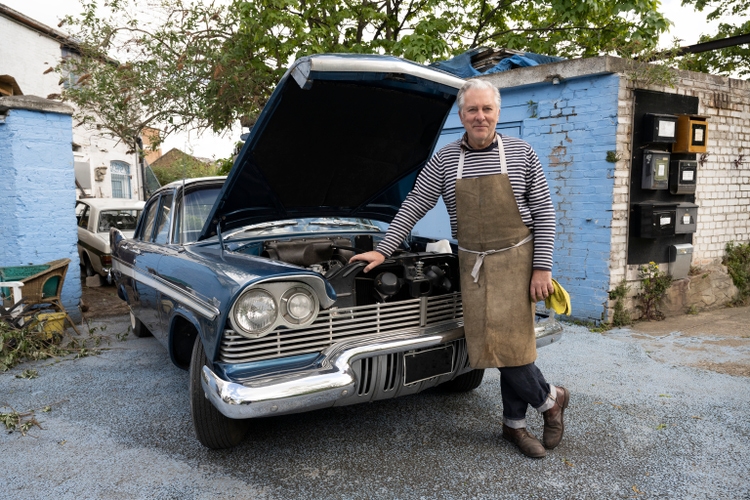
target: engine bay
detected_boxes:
[256,235,460,308]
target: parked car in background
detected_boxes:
[76,198,145,280]
[109,54,563,450]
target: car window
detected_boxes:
[174,187,221,244]
[98,210,142,232]
[153,194,174,244]
[78,205,90,229]
[139,198,160,242]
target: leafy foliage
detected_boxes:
[150,155,219,185]
[636,262,673,321]
[723,240,750,303]
[608,279,632,327]
[59,0,671,147]
[679,0,750,76]
[0,316,116,372]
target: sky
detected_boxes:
[1,0,740,158]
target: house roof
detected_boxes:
[149,148,212,169]
[0,3,80,51]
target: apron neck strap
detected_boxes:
[457,134,507,179]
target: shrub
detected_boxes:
[609,279,631,327]
[637,262,673,321]
[724,241,750,304]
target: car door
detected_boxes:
[118,192,170,337]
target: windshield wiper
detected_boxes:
[225,221,299,239]
[309,219,380,230]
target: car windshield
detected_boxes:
[97,209,142,232]
[225,217,385,239]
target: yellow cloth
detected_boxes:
[545,278,571,316]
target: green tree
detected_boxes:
[150,154,219,185]
[59,0,671,148]
[677,0,750,77]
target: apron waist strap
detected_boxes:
[459,234,534,283]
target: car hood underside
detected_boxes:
[199,55,464,240]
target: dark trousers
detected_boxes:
[498,362,550,421]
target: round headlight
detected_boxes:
[281,286,317,325]
[232,289,277,335]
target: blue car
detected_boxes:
[110,54,563,449]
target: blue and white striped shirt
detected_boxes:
[377,134,556,271]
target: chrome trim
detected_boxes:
[202,304,564,420]
[219,293,463,364]
[247,275,335,309]
[293,55,465,91]
[112,258,220,320]
[228,282,321,339]
[202,324,466,419]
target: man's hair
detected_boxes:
[456,79,501,113]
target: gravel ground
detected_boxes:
[1,316,749,500]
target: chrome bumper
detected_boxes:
[201,320,564,420]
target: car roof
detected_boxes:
[77,198,146,210]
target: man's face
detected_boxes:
[458,87,500,149]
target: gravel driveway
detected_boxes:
[2,316,748,500]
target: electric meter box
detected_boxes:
[674,202,698,234]
[642,150,671,190]
[643,113,678,143]
[669,244,694,280]
[633,202,677,239]
[669,159,697,194]
[674,115,708,153]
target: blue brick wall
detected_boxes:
[0,107,81,319]
[417,74,621,321]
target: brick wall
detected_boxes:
[501,75,622,321]
[0,96,81,319]
[611,69,750,317]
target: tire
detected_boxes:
[83,254,96,277]
[130,310,152,338]
[439,369,485,392]
[189,337,249,449]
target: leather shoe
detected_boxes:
[542,385,569,449]
[502,425,546,458]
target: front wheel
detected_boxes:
[439,369,485,392]
[189,337,249,449]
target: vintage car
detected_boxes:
[110,54,563,449]
[76,198,145,279]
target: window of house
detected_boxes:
[110,161,132,199]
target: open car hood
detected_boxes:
[198,54,464,240]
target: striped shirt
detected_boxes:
[377,133,556,271]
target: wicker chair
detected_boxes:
[2,258,81,335]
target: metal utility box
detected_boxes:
[669,158,697,194]
[674,202,699,234]
[642,150,670,190]
[643,113,678,143]
[633,202,676,239]
[674,115,708,153]
[669,243,694,279]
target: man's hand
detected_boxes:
[349,251,385,273]
[530,269,554,302]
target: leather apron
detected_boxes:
[455,136,537,369]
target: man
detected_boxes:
[350,79,569,458]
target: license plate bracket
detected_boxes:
[403,345,455,386]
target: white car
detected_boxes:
[76,198,145,279]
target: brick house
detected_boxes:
[0,4,147,201]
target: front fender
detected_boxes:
[167,308,204,370]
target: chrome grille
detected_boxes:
[220,293,463,364]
